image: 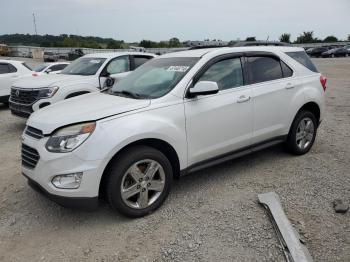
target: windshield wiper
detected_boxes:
[112,90,141,99]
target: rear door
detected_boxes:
[185,54,253,165]
[0,63,18,97]
[245,52,299,144]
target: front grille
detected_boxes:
[22,144,40,169]
[25,126,44,139]
[10,88,40,105]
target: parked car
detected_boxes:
[344,45,350,52]
[0,60,32,105]
[306,47,329,57]
[43,51,59,62]
[21,46,326,217]
[31,62,70,76]
[321,47,349,58]
[9,52,156,117]
[68,49,84,61]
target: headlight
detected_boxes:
[46,122,96,153]
[38,86,59,98]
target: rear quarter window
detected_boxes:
[285,51,318,73]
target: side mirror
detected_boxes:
[188,81,219,97]
[45,68,52,74]
[105,77,115,87]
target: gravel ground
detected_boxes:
[0,58,349,262]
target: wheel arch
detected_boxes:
[289,101,321,135]
[99,138,181,198]
[298,101,321,125]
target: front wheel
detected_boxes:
[285,111,317,155]
[105,146,173,218]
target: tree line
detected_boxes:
[278,32,349,44]
[243,32,349,44]
[0,33,349,49]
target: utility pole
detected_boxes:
[32,12,38,35]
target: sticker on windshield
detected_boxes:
[167,66,190,72]
[90,60,102,64]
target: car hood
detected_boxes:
[27,92,151,134]
[13,74,95,89]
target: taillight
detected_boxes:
[32,73,38,77]
[320,75,327,92]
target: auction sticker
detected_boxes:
[167,66,190,72]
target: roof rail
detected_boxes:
[188,45,228,50]
[233,41,291,47]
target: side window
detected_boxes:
[247,56,283,84]
[106,56,130,75]
[8,64,17,73]
[49,64,67,72]
[281,61,293,78]
[134,56,153,69]
[198,58,244,91]
[0,63,10,74]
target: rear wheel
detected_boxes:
[105,146,173,218]
[285,111,317,155]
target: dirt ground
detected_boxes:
[0,58,349,262]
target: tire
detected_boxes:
[105,146,173,218]
[285,111,317,155]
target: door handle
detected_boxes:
[285,83,294,89]
[237,95,251,103]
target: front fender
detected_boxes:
[74,103,187,171]
[60,83,99,98]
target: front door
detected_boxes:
[99,56,131,88]
[185,55,253,166]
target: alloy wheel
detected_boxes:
[296,117,315,150]
[120,159,165,209]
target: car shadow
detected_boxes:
[0,103,9,111]
[17,144,289,226]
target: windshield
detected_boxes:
[33,63,49,72]
[61,57,106,76]
[110,57,199,99]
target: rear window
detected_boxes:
[285,51,318,73]
[247,56,283,84]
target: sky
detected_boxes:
[0,0,349,42]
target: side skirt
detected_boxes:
[180,135,287,176]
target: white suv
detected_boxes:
[0,60,33,105]
[21,47,326,217]
[9,52,155,117]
